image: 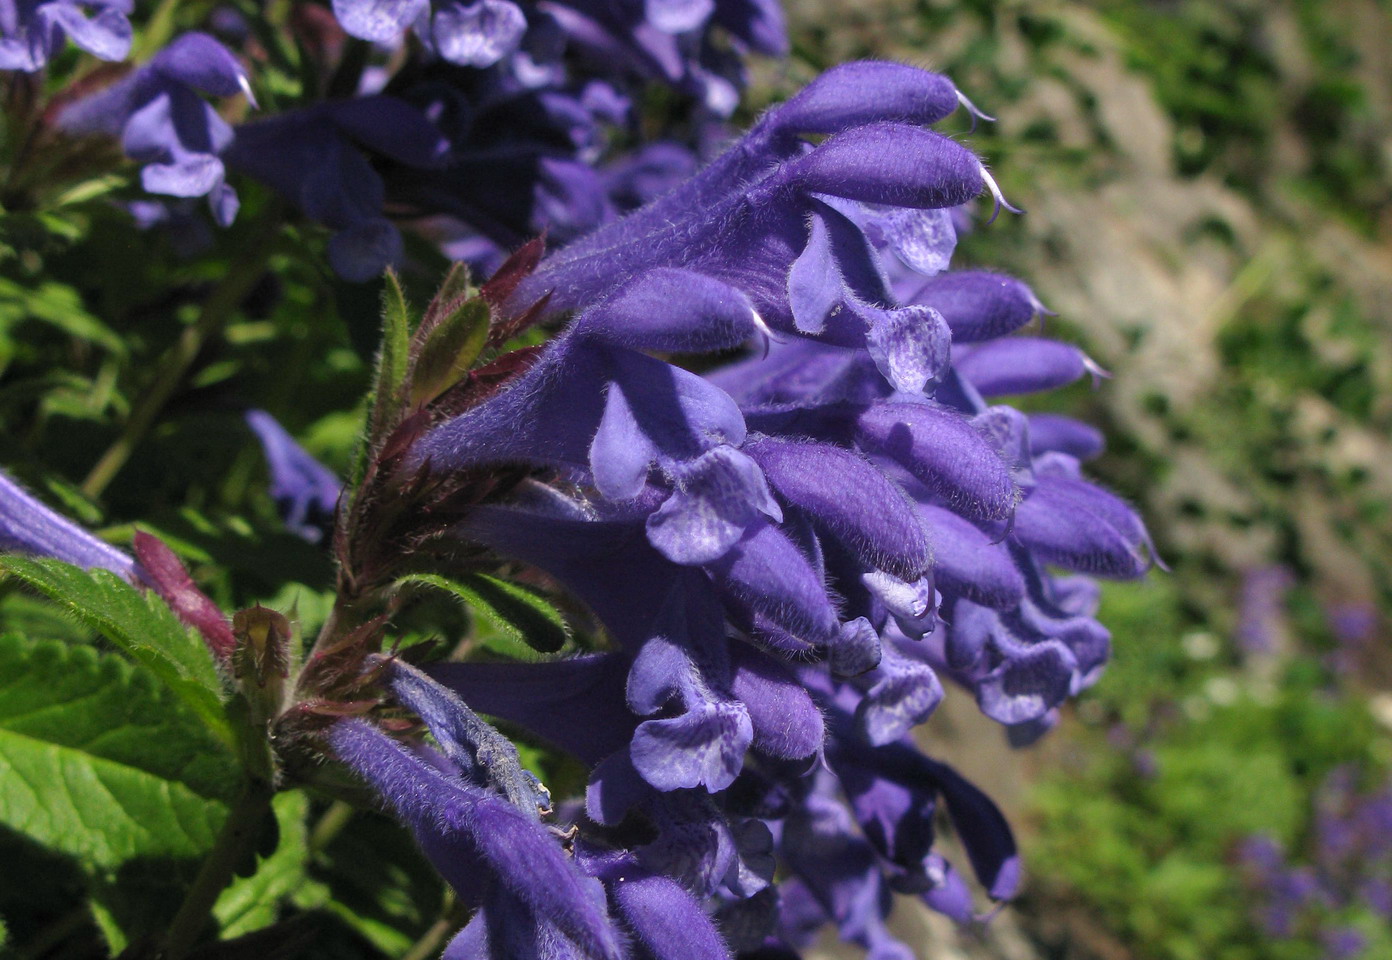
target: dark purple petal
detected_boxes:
[861,302,952,395]
[579,268,759,353]
[877,207,956,276]
[631,702,752,792]
[955,337,1103,397]
[141,156,225,197]
[975,639,1077,726]
[328,719,624,960]
[1012,474,1151,578]
[918,505,1024,609]
[706,520,839,644]
[587,749,654,827]
[713,0,786,55]
[244,409,341,542]
[601,859,734,960]
[44,2,132,62]
[1026,413,1104,460]
[855,402,1017,524]
[645,0,714,34]
[325,96,450,167]
[787,123,984,209]
[830,617,883,677]
[0,470,137,580]
[748,437,930,580]
[328,219,403,283]
[382,659,551,814]
[919,855,973,922]
[903,271,1043,343]
[150,32,248,98]
[766,62,959,137]
[786,207,843,336]
[729,647,824,760]
[861,570,936,639]
[921,758,1021,900]
[855,650,943,746]
[428,656,635,766]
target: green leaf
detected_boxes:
[408,296,491,407]
[0,276,125,355]
[215,792,310,939]
[0,634,234,869]
[0,556,229,741]
[398,572,570,655]
[369,269,414,439]
[293,808,447,956]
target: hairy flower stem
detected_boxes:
[81,214,282,499]
[163,778,275,960]
[307,799,355,855]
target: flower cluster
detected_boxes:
[282,61,1150,957]
[37,0,788,280]
[1239,769,1392,959]
[3,3,1155,953]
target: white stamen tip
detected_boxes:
[955,89,996,130]
[238,73,259,110]
[750,308,785,358]
[977,164,1023,224]
[1082,354,1112,385]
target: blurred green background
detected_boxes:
[758,1,1392,958]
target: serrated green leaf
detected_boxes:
[398,572,570,655]
[0,556,229,741]
[408,297,490,407]
[0,634,232,868]
[215,792,310,938]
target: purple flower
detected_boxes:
[57,32,253,223]
[244,410,342,542]
[0,469,137,579]
[0,0,131,72]
[331,0,526,68]
[328,667,625,960]
[348,61,1151,955]
[1235,565,1293,654]
[226,95,448,280]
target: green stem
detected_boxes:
[81,215,281,499]
[307,799,354,856]
[399,891,458,960]
[163,778,275,960]
[14,906,89,960]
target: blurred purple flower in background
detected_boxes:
[0,0,131,72]
[244,410,343,542]
[57,31,253,224]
